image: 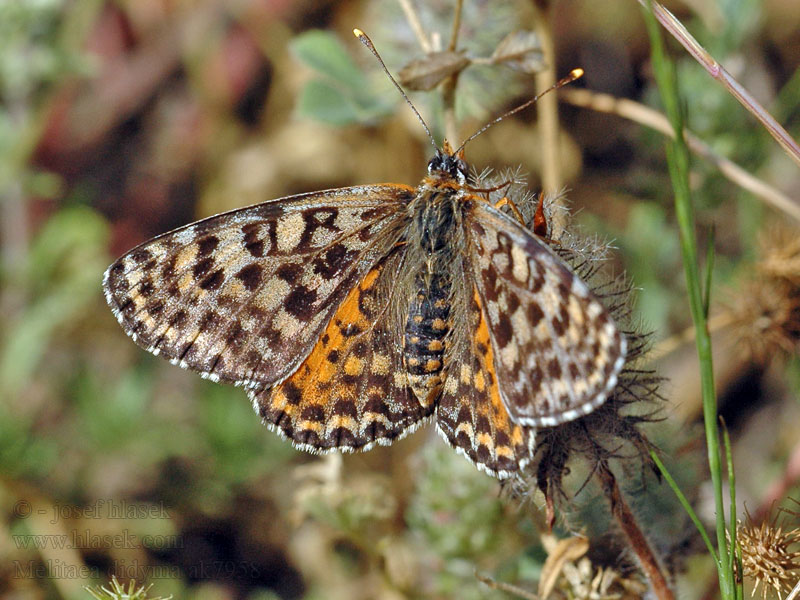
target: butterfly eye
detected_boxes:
[427,153,445,174]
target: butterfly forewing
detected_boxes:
[465,200,626,427]
[103,185,414,388]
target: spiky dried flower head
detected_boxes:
[85,575,172,600]
[729,226,800,363]
[737,506,800,600]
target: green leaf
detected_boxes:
[290,30,366,91]
[291,30,393,126]
[296,79,362,125]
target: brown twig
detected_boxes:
[561,88,800,223]
[637,0,800,168]
[597,460,675,600]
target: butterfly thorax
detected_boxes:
[401,150,469,405]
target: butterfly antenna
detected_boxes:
[353,28,438,152]
[455,68,584,155]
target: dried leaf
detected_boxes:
[398,51,471,91]
[491,30,545,74]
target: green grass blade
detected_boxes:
[641,2,734,596]
[650,451,717,561]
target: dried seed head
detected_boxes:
[559,557,648,600]
[737,507,800,600]
[729,226,800,363]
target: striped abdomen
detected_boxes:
[404,274,450,405]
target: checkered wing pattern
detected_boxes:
[249,252,435,452]
[103,185,414,389]
[464,201,627,427]
[436,287,533,478]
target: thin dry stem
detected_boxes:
[475,573,540,600]
[396,0,432,52]
[647,312,737,362]
[561,88,800,222]
[441,0,464,145]
[597,460,675,600]
[447,0,463,52]
[530,0,565,232]
[788,579,800,600]
[637,0,800,168]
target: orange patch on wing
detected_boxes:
[472,290,527,456]
[271,266,381,416]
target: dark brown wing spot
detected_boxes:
[284,286,317,319]
[199,269,224,290]
[364,419,389,441]
[199,310,222,331]
[312,244,349,279]
[494,313,513,347]
[333,399,358,418]
[282,381,302,405]
[193,257,214,278]
[242,223,265,257]
[364,396,391,419]
[225,322,246,345]
[139,280,155,297]
[296,429,321,447]
[547,358,561,379]
[300,405,325,423]
[235,264,263,291]
[197,235,219,256]
[527,303,544,326]
[259,323,282,347]
[341,323,362,337]
[530,272,544,293]
[475,415,491,434]
[332,427,357,447]
[170,310,188,327]
[131,249,152,264]
[246,240,265,257]
[551,315,567,337]
[276,263,303,284]
[494,430,510,447]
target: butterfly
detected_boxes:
[103,32,626,479]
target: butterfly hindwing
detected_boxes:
[465,200,626,427]
[436,285,533,478]
[250,250,435,451]
[103,185,414,388]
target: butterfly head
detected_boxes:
[427,142,468,185]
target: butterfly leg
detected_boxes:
[493,195,527,227]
